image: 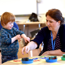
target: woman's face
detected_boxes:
[46,15,60,31]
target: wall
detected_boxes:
[0,0,36,15]
[38,0,65,15]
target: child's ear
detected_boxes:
[4,23,6,25]
[3,23,6,26]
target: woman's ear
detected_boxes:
[58,21,61,24]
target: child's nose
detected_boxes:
[11,23,14,26]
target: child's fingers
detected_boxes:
[18,39,21,42]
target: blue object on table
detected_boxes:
[39,57,47,59]
[22,59,33,64]
[46,58,57,63]
[33,58,38,60]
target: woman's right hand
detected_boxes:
[22,46,30,55]
[22,41,37,55]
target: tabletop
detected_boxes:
[16,21,45,25]
[2,56,65,65]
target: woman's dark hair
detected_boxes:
[46,9,64,24]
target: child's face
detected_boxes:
[3,21,14,30]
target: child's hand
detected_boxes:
[21,34,30,43]
[11,34,21,43]
[18,39,22,42]
[24,37,30,43]
[16,34,21,40]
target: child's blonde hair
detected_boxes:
[1,12,15,26]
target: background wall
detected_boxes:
[0,0,65,16]
[38,0,65,17]
[0,0,36,15]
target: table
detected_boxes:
[2,56,65,65]
[16,21,46,36]
[16,21,45,25]
[16,21,45,31]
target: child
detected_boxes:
[0,51,1,65]
[0,48,1,64]
[0,12,30,63]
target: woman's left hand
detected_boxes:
[41,51,50,56]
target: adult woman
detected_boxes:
[22,9,65,56]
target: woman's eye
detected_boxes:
[46,20,48,22]
[49,21,53,23]
[46,20,53,23]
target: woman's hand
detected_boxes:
[22,41,37,55]
[41,51,50,56]
[41,49,65,56]
[22,46,30,55]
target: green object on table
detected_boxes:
[61,54,65,61]
[63,54,65,58]
[49,56,57,60]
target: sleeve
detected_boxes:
[1,30,11,45]
[32,27,47,47]
[59,25,65,52]
[61,38,65,52]
[0,31,1,49]
[13,27,24,35]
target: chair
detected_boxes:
[0,23,2,30]
[0,22,19,30]
[30,29,40,38]
[13,22,19,30]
